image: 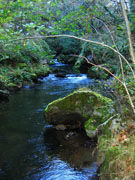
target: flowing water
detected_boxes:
[0,62,99,180]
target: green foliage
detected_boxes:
[87,66,109,79]
[0,0,134,91]
[0,0,53,64]
[0,63,50,90]
[0,0,133,70]
[110,75,135,119]
[0,36,52,64]
[98,131,135,180]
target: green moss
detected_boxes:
[45,89,89,113]
[98,134,128,179]
[45,88,113,138]
[45,88,112,114]
[85,118,94,130]
[97,126,135,179]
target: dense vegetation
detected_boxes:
[0,0,135,179]
[0,0,135,74]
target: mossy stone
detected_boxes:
[45,88,113,137]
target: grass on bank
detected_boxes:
[98,121,135,180]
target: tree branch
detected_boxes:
[73,54,135,114]
[1,34,134,77]
[121,0,135,67]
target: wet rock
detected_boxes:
[65,131,77,140]
[53,68,60,73]
[45,88,114,138]
[55,73,66,78]
[37,79,43,84]
[87,65,110,79]
[0,80,6,89]
[109,117,122,133]
[41,59,47,65]
[7,83,22,92]
[0,89,9,101]
[55,124,67,130]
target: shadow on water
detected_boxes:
[43,128,98,180]
[0,61,100,180]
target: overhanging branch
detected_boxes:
[1,34,134,77]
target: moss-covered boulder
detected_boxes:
[45,88,113,138]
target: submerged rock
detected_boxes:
[45,88,113,138]
[55,124,67,130]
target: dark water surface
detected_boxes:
[0,62,99,180]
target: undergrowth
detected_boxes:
[0,63,51,90]
[98,122,135,180]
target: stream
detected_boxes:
[0,61,99,180]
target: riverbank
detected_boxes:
[98,119,135,180]
[0,63,51,100]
